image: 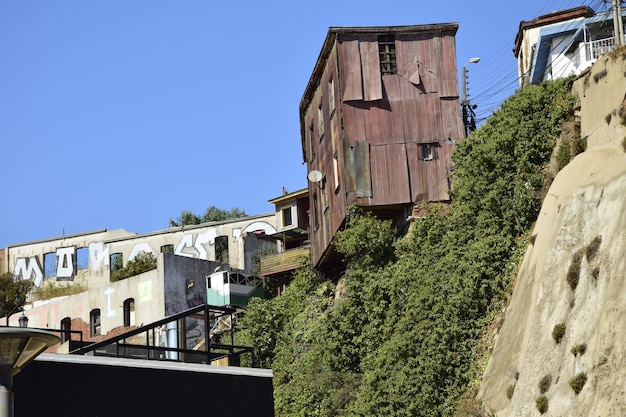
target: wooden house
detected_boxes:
[300,24,465,270]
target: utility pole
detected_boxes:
[612,0,624,46]
[461,57,480,137]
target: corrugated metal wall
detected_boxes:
[302,25,464,268]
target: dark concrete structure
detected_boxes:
[14,353,274,417]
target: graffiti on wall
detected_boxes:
[12,222,276,287]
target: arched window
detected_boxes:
[60,317,72,343]
[123,298,135,327]
[90,308,101,337]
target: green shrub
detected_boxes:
[536,395,548,414]
[552,323,566,344]
[566,249,584,291]
[556,142,571,170]
[571,343,587,357]
[569,372,587,394]
[33,282,87,300]
[622,136,626,152]
[538,375,552,394]
[110,252,157,282]
[506,383,515,400]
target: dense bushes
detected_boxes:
[236,77,577,416]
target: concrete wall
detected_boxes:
[14,354,274,417]
[3,215,276,335]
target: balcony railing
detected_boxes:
[259,245,310,276]
[585,35,626,61]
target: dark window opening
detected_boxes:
[378,35,397,75]
[61,317,71,343]
[421,143,435,161]
[215,236,229,263]
[90,308,101,337]
[123,298,135,327]
[160,244,174,253]
[110,253,123,272]
[282,207,293,228]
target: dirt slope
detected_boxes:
[477,53,626,416]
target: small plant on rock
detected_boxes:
[506,383,515,400]
[552,323,566,344]
[536,395,548,414]
[569,372,587,395]
[571,343,587,357]
[538,375,552,394]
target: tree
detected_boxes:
[169,206,247,263]
[169,206,247,227]
[0,272,34,318]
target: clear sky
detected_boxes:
[0,0,605,248]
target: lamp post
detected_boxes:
[461,57,480,136]
[0,328,60,417]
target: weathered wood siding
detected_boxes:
[300,24,463,268]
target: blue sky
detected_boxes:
[0,0,605,248]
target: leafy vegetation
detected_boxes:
[0,272,34,317]
[32,281,87,300]
[569,372,587,394]
[506,383,515,400]
[553,323,567,344]
[538,375,552,394]
[536,395,549,414]
[567,249,584,291]
[571,343,587,357]
[237,78,577,416]
[110,252,157,282]
[169,206,246,227]
[169,205,246,262]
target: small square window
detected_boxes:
[378,35,397,75]
[422,144,434,161]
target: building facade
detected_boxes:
[300,24,465,269]
[1,215,276,338]
[514,6,626,87]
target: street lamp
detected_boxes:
[462,57,481,136]
[0,328,60,417]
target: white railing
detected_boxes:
[585,37,616,60]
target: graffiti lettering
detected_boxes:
[14,257,44,287]
[56,246,75,279]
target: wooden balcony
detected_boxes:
[259,245,310,277]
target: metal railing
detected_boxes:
[69,304,255,366]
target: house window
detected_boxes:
[110,253,123,272]
[123,298,135,327]
[90,308,101,337]
[378,35,397,75]
[313,193,320,231]
[160,244,174,253]
[422,143,435,161]
[333,157,340,192]
[282,207,293,228]
[60,317,71,343]
[328,77,335,114]
[318,101,324,141]
[308,122,315,162]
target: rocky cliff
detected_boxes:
[478,52,626,416]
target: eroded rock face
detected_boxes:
[478,55,626,416]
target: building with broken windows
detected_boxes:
[300,24,465,272]
[0,214,276,340]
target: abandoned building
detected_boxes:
[300,24,465,272]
